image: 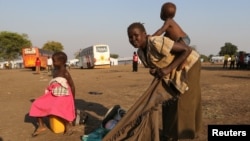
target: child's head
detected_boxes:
[52,51,68,67]
[127,22,147,49]
[160,2,176,21]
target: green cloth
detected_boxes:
[82,126,110,141]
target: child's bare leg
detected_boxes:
[32,117,47,137]
[37,117,47,130]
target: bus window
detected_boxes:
[96,46,107,52]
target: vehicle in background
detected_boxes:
[210,56,224,64]
[0,60,23,69]
[78,44,110,69]
[22,47,53,71]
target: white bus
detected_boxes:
[78,44,110,69]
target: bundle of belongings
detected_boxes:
[74,109,88,126]
[83,78,178,141]
[82,105,126,141]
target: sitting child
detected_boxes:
[29,51,76,137]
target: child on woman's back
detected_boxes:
[152,2,190,45]
[29,51,76,137]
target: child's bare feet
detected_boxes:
[32,127,47,137]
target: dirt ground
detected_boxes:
[0,63,249,141]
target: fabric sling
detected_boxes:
[102,78,178,141]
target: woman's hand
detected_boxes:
[149,68,157,76]
[149,68,166,78]
[155,68,165,78]
[156,67,172,78]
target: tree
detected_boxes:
[42,41,64,52]
[200,54,209,62]
[0,31,31,60]
[208,54,214,62]
[219,42,238,56]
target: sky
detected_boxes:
[1,0,250,59]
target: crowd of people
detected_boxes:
[223,54,250,70]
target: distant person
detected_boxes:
[35,57,41,74]
[223,55,228,68]
[152,2,190,45]
[235,55,240,69]
[227,56,231,69]
[229,55,235,69]
[29,51,76,137]
[127,22,202,140]
[9,62,13,69]
[132,51,138,72]
[47,56,53,73]
[5,62,9,69]
[239,53,245,69]
[227,56,231,63]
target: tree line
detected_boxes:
[0,31,63,61]
[1,31,248,62]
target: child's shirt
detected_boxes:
[46,77,70,96]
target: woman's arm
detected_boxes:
[159,42,192,76]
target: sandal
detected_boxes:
[31,127,47,137]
